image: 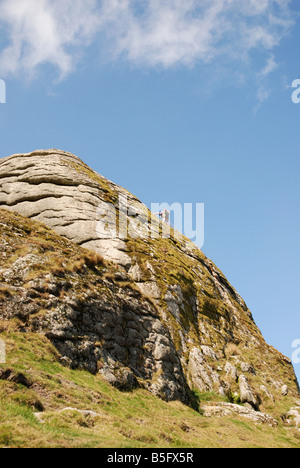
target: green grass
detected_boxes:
[0,321,300,448]
[0,209,299,448]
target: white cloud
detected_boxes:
[0,0,294,79]
[253,54,280,110]
[98,0,293,68]
[259,55,279,78]
[0,0,100,79]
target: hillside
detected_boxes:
[0,149,299,448]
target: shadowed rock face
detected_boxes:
[0,208,191,403]
[0,149,299,412]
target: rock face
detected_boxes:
[0,149,299,416]
[0,149,133,266]
[0,209,190,403]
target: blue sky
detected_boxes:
[0,0,300,383]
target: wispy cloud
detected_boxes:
[0,0,100,79]
[0,0,294,80]
[258,55,279,78]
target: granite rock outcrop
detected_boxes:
[0,149,298,417]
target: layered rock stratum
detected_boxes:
[0,149,298,419]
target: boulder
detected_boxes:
[239,375,258,409]
[202,402,278,426]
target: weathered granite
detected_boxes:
[0,149,299,417]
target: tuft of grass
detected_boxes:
[0,286,13,301]
[225,343,241,358]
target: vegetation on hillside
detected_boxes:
[0,208,299,448]
[1,319,300,448]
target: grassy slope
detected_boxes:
[0,209,299,448]
[0,320,300,448]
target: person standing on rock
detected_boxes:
[156,209,170,224]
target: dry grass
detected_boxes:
[225,343,241,358]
